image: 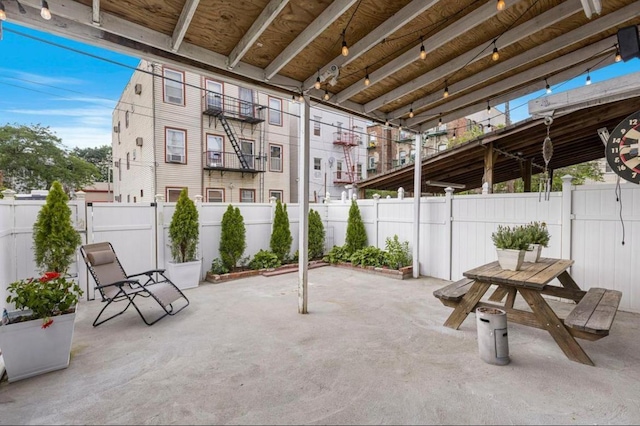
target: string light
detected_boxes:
[545,78,551,94]
[409,106,414,119]
[16,0,26,14]
[487,101,491,112]
[0,1,6,21]
[443,82,449,98]
[438,116,442,126]
[492,41,499,61]
[40,0,51,20]
[385,118,389,127]
[364,68,370,86]
[314,69,321,90]
[452,129,457,139]
[497,0,506,11]
[323,89,330,101]
[419,37,427,60]
[615,45,622,62]
[586,70,591,85]
[341,32,349,57]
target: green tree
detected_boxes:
[168,189,199,263]
[0,124,100,193]
[270,200,292,261]
[32,181,82,274]
[72,145,112,181]
[447,125,484,149]
[219,204,246,270]
[308,209,326,259]
[494,161,604,193]
[345,200,367,254]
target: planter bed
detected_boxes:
[205,261,329,283]
[332,262,413,280]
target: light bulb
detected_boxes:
[0,8,5,21]
[385,119,389,127]
[497,0,506,11]
[299,93,304,102]
[323,90,329,101]
[586,74,591,85]
[314,76,321,90]
[41,0,51,20]
[364,73,370,86]
[615,47,622,62]
[545,80,551,94]
[341,40,349,57]
[409,108,414,119]
[443,86,449,98]
[439,117,442,126]
[420,44,427,60]
[492,46,499,61]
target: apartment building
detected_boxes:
[112,60,369,203]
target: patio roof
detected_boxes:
[4,0,640,130]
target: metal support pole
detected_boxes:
[412,132,422,278]
[298,96,310,314]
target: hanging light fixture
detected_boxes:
[438,116,442,126]
[419,37,427,60]
[492,41,499,61]
[298,90,304,102]
[487,101,491,112]
[323,89,330,101]
[364,68,370,86]
[409,106,414,119]
[545,78,552,94]
[16,0,26,14]
[0,1,6,21]
[341,31,349,57]
[615,45,622,62]
[443,82,449,98]
[586,70,591,85]
[40,0,51,20]
[314,69,321,90]
[452,129,457,139]
[497,0,506,11]
[385,118,389,127]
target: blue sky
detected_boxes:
[1,21,639,149]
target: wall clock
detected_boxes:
[606,110,640,184]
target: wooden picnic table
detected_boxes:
[434,258,622,366]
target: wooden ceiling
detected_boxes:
[5,0,640,131]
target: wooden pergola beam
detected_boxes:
[171,0,201,52]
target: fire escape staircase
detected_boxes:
[218,113,250,170]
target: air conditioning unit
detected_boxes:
[136,137,143,147]
[134,83,142,95]
[167,154,184,163]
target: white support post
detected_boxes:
[194,194,204,281]
[155,194,165,272]
[372,193,380,247]
[561,175,573,262]
[444,187,454,280]
[412,133,422,278]
[298,97,310,314]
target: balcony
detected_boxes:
[426,124,448,137]
[333,131,361,146]
[203,151,265,173]
[333,170,362,184]
[367,142,377,150]
[203,92,265,125]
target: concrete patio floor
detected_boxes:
[1,266,640,425]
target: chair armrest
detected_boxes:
[128,269,167,279]
[95,279,139,290]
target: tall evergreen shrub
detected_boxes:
[308,209,325,259]
[168,189,199,263]
[219,204,246,270]
[32,181,82,273]
[345,199,367,255]
[270,199,292,262]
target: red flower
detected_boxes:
[40,272,61,283]
[41,317,54,329]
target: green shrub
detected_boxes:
[219,205,246,270]
[524,221,550,247]
[384,235,412,268]
[345,200,367,255]
[323,245,351,264]
[308,209,326,259]
[168,189,199,263]
[270,200,292,262]
[491,225,529,250]
[350,246,387,267]
[32,181,82,274]
[249,250,281,270]
[210,258,229,275]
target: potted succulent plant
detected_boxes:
[166,189,201,290]
[491,225,529,271]
[0,181,83,382]
[523,221,551,263]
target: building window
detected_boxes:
[206,134,224,167]
[140,189,144,198]
[125,110,129,128]
[240,139,254,169]
[270,190,283,202]
[270,144,282,172]
[207,188,224,202]
[313,157,321,171]
[314,116,321,136]
[438,143,447,152]
[118,159,122,181]
[240,189,255,203]
[163,68,184,105]
[400,150,407,165]
[166,187,185,202]
[126,152,130,170]
[239,87,254,118]
[166,128,186,164]
[205,79,223,111]
[368,156,375,170]
[353,126,363,145]
[269,97,282,126]
[127,194,130,203]
[132,149,136,160]
[357,163,363,180]
[337,161,343,180]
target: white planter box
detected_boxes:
[496,249,525,271]
[524,244,542,263]
[166,260,202,290]
[0,310,76,382]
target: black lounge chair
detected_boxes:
[80,242,189,327]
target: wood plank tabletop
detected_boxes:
[463,258,575,289]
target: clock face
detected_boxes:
[606,110,640,184]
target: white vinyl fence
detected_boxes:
[1,175,639,313]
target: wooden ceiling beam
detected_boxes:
[92,0,100,25]
[364,0,583,113]
[264,0,358,80]
[227,0,289,69]
[335,0,504,104]
[302,0,439,90]
[171,0,201,52]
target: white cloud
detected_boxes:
[51,126,112,150]
[0,69,86,87]
[7,106,112,117]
